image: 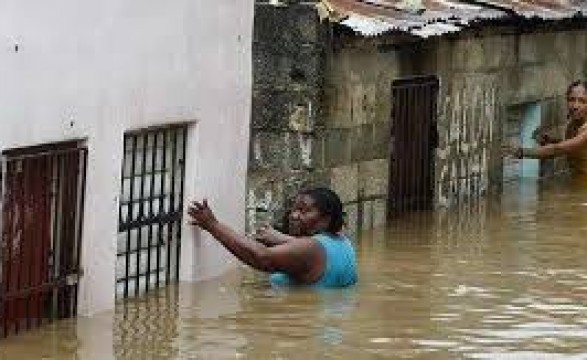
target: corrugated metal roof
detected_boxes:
[317,0,587,37]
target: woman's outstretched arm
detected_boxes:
[188,200,315,276]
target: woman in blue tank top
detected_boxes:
[188,187,357,288]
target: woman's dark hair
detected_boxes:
[566,80,587,96]
[299,187,344,234]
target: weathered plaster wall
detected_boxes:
[433,28,587,205]
[322,43,405,233]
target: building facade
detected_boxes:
[0,0,254,327]
[249,0,587,234]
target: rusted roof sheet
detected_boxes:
[318,0,587,37]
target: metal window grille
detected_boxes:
[388,75,439,217]
[0,142,87,338]
[117,125,187,299]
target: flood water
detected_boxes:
[1,181,586,359]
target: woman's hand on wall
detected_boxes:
[188,199,218,233]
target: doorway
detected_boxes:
[388,75,439,217]
[1,141,87,338]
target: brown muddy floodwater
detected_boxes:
[1,180,586,359]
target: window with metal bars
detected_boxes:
[116,125,187,299]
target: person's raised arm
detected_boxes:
[515,128,587,159]
[254,225,297,247]
[533,125,562,145]
[188,200,315,277]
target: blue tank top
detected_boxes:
[270,233,358,288]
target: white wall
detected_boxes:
[0,0,253,315]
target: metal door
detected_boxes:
[1,142,87,338]
[388,76,439,217]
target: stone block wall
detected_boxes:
[321,44,403,233]
[247,1,328,233]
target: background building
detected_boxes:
[249,0,587,234]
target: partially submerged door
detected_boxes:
[388,76,439,217]
[1,142,87,338]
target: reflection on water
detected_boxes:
[1,182,586,359]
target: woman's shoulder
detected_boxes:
[312,232,352,242]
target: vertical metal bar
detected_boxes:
[405,85,412,212]
[125,136,138,299]
[410,85,417,212]
[388,88,395,219]
[2,161,13,336]
[423,82,431,209]
[419,82,426,210]
[413,84,422,211]
[57,153,68,319]
[59,152,70,318]
[397,86,405,214]
[31,155,47,327]
[417,83,424,209]
[2,161,10,337]
[399,87,411,213]
[405,85,411,212]
[420,83,427,209]
[146,132,158,292]
[14,158,27,335]
[175,127,187,282]
[0,159,5,338]
[37,154,53,326]
[25,157,35,330]
[414,84,420,211]
[389,87,395,217]
[166,128,178,285]
[50,154,61,321]
[401,85,408,212]
[395,86,402,214]
[156,131,167,288]
[73,149,87,315]
[56,154,65,318]
[135,133,149,296]
[34,155,43,326]
[117,139,127,299]
[431,81,439,209]
[62,151,77,318]
[421,83,429,209]
[395,86,403,214]
[119,138,128,230]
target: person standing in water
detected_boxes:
[188,187,357,287]
[507,80,587,188]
